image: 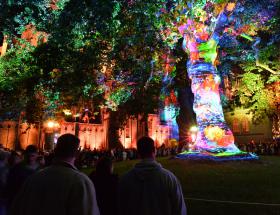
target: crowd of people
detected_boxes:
[0,136,279,215]
[0,135,186,215]
[75,140,280,168]
[237,139,280,155]
[76,145,179,169]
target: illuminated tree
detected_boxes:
[0,0,166,146]
[0,0,279,151]
[159,0,279,157]
[0,0,119,121]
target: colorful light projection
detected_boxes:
[160,54,179,141]
[175,3,257,159]
[160,92,179,141]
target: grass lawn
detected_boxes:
[85,156,280,215]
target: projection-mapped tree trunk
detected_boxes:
[179,4,239,153]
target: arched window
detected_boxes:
[232,118,240,133]
[242,118,249,133]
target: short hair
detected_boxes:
[54,134,80,158]
[25,145,38,155]
[96,157,113,175]
[137,136,155,158]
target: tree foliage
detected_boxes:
[0,0,279,125]
[158,0,280,122]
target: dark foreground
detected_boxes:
[97,156,280,215]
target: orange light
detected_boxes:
[47,121,55,128]
[46,121,60,128]
[226,3,235,12]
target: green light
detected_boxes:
[198,39,218,63]
[240,33,254,41]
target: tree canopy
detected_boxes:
[0,0,279,124]
[158,0,280,122]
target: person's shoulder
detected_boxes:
[25,166,51,179]
[118,170,135,191]
[159,167,179,181]
[71,168,93,184]
[119,168,135,182]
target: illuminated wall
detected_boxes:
[77,123,106,149]
[19,123,40,149]
[148,114,172,147]
[160,105,179,141]
[0,121,17,149]
[0,112,174,150]
[119,117,141,149]
[224,108,273,144]
[119,114,170,149]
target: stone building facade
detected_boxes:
[0,112,172,151]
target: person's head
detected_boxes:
[96,157,113,175]
[24,145,38,164]
[137,136,155,159]
[8,151,21,166]
[54,134,80,162]
[0,150,8,163]
[37,155,45,167]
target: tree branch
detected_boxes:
[252,37,279,75]
[256,60,279,75]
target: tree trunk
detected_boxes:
[187,62,238,153]
[107,110,122,149]
[177,87,196,151]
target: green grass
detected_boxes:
[87,156,280,215]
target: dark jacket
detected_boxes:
[10,161,100,215]
[90,171,118,215]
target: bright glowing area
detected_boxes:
[47,121,55,128]
[190,126,198,133]
[46,121,59,128]
[161,104,179,140]
[190,133,196,143]
[63,109,72,116]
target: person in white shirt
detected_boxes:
[118,136,186,215]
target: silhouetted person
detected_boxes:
[6,145,39,212]
[10,134,100,215]
[89,157,118,215]
[118,136,187,215]
[0,150,9,215]
[0,150,9,195]
[7,151,21,168]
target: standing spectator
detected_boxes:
[118,136,186,215]
[122,150,127,161]
[10,133,100,215]
[249,139,255,152]
[7,151,22,167]
[6,145,39,211]
[89,157,118,215]
[0,150,9,215]
[0,151,9,193]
